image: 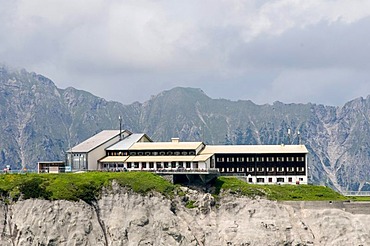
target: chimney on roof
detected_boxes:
[171,138,180,143]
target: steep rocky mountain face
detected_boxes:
[1,186,370,246]
[0,66,140,170]
[1,66,370,192]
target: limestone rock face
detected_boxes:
[0,187,369,246]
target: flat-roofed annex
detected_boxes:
[200,144,308,155]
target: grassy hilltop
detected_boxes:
[0,172,348,204]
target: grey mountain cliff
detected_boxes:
[1,65,370,192]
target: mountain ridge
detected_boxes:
[1,65,370,192]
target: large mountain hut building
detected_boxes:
[64,130,309,185]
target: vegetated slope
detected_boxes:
[0,174,368,246]
[1,65,370,192]
[0,173,345,203]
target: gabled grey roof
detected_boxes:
[67,130,121,153]
[106,133,150,151]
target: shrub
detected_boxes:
[19,176,51,199]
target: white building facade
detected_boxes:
[68,130,309,184]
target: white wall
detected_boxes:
[88,135,121,170]
[244,175,307,185]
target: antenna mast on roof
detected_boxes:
[119,116,122,140]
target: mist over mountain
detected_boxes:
[1,65,370,192]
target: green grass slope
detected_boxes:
[0,173,347,204]
[0,172,175,204]
[214,177,347,201]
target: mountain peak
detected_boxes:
[157,87,209,100]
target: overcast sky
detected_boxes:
[1,0,370,106]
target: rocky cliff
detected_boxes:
[0,184,369,246]
[1,65,370,192]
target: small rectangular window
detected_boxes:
[267,167,274,172]
[247,167,254,172]
[257,178,264,183]
[277,157,284,162]
[193,162,199,169]
[277,177,284,183]
[277,167,284,172]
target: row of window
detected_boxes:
[108,151,128,156]
[104,161,199,169]
[251,177,305,183]
[216,156,305,163]
[71,154,86,157]
[131,151,196,156]
[107,151,197,156]
[220,166,305,172]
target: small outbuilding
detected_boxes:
[37,161,67,173]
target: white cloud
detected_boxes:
[0,0,370,105]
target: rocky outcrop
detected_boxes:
[0,185,369,246]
